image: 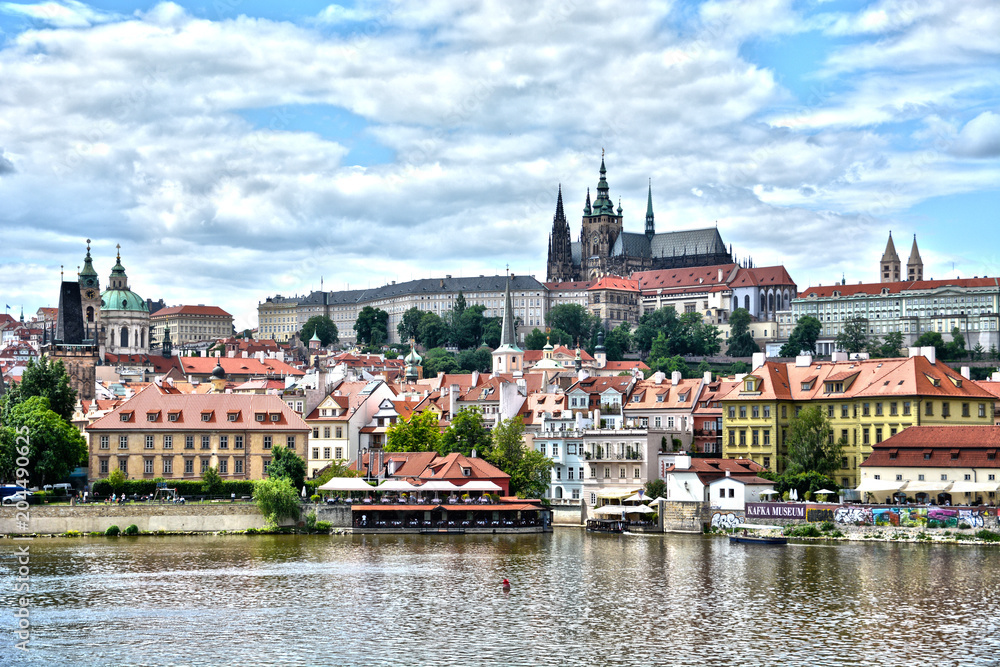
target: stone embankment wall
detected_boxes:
[550,504,584,526]
[661,501,708,533]
[0,503,273,534]
[308,504,352,528]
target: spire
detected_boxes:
[645,179,655,239]
[80,238,98,287]
[881,232,900,263]
[499,270,517,348]
[880,231,901,283]
[908,235,922,263]
[907,234,923,281]
[594,155,612,214]
[584,187,591,216]
[617,197,622,216]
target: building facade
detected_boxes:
[151,306,233,346]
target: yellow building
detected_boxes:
[721,351,995,487]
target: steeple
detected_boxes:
[162,324,172,358]
[645,179,655,239]
[546,185,575,282]
[491,269,524,374]
[880,232,901,283]
[583,188,591,216]
[907,234,923,281]
[593,156,613,215]
[499,272,517,349]
[79,239,98,288]
[109,244,129,290]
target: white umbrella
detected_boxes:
[301,486,307,498]
[814,489,836,495]
[457,480,502,491]
[318,477,375,492]
[625,505,655,513]
[594,505,628,515]
[623,493,646,503]
[759,490,779,496]
[418,480,460,492]
[376,479,417,491]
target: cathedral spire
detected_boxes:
[880,231,901,283]
[645,179,655,239]
[583,188,591,216]
[907,234,923,281]
[546,184,574,282]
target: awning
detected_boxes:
[596,488,640,499]
[456,480,502,491]
[594,505,628,515]
[317,477,376,492]
[948,481,1000,494]
[416,480,460,492]
[903,480,953,494]
[623,493,647,503]
[855,478,906,493]
[375,480,417,491]
[625,505,655,513]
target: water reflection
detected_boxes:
[2,532,999,666]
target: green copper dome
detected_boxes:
[100,288,149,312]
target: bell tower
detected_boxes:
[78,239,101,339]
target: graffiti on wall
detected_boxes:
[711,512,743,530]
[928,508,988,528]
[834,506,874,525]
[834,506,996,527]
[806,508,834,523]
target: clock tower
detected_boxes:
[78,239,101,341]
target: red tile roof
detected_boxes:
[862,426,1000,468]
[151,305,232,318]
[798,277,999,299]
[544,280,597,290]
[589,276,639,292]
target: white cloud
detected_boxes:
[951,111,1000,158]
[0,0,119,28]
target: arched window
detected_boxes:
[784,290,790,309]
[555,486,563,499]
[120,326,129,348]
[86,306,94,323]
[768,292,775,312]
[732,297,738,311]
[744,295,750,311]
[141,329,145,348]
[760,294,766,312]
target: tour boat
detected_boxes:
[728,523,788,545]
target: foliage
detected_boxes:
[834,316,869,354]
[253,477,301,527]
[1,356,77,421]
[106,468,127,492]
[482,318,502,349]
[546,304,598,347]
[780,316,821,356]
[421,347,461,377]
[914,331,947,360]
[0,396,88,487]
[266,445,306,491]
[486,416,551,498]
[874,331,905,358]
[604,322,632,361]
[385,409,441,452]
[644,478,666,500]
[449,304,488,349]
[635,307,719,358]
[300,315,339,347]
[972,343,985,361]
[201,466,224,495]
[783,524,822,538]
[123,524,139,536]
[354,306,389,346]
[439,406,492,456]
[397,307,424,343]
[727,361,751,374]
[417,312,450,349]
[457,347,492,373]
[105,525,121,536]
[975,529,1000,542]
[946,326,966,360]
[524,328,548,350]
[726,331,760,357]
[784,405,844,477]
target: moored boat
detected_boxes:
[728,523,788,545]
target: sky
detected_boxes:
[1,0,998,330]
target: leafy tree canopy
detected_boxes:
[385,410,441,452]
[300,315,339,347]
[779,316,821,357]
[266,445,306,492]
[253,477,301,527]
[417,312,450,349]
[486,416,551,498]
[546,304,597,346]
[604,322,632,361]
[397,307,425,343]
[2,356,77,422]
[834,316,869,354]
[784,405,844,477]
[439,406,492,457]
[354,306,389,347]
[0,396,88,487]
[729,308,752,338]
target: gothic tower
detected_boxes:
[880,232,901,283]
[579,156,624,280]
[491,271,524,374]
[645,180,655,239]
[546,185,575,282]
[907,235,923,281]
[78,239,101,340]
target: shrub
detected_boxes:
[62,530,82,538]
[123,524,139,536]
[783,524,822,538]
[975,529,1000,542]
[245,527,260,535]
[916,532,930,541]
[88,531,103,537]
[315,521,332,532]
[253,478,300,528]
[310,494,321,503]
[105,525,121,536]
[927,520,941,529]
[305,510,317,532]
[819,521,835,532]
[829,530,845,538]
[958,522,971,530]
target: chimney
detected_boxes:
[795,354,813,367]
[653,371,665,385]
[751,351,766,370]
[718,268,723,283]
[200,350,206,357]
[921,346,936,364]
[671,371,681,385]
[450,383,459,417]
[242,351,248,358]
[703,370,712,383]
[725,469,731,477]
[831,351,848,362]
[961,366,970,380]
[675,454,691,470]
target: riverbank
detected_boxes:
[707,522,1000,545]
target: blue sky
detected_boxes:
[0,0,998,328]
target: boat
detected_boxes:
[728,523,788,545]
[586,518,627,533]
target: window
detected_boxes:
[781,406,787,419]
[728,431,735,446]
[728,406,736,419]
[739,406,747,419]
[323,427,331,439]
[763,430,770,446]
[335,447,343,459]
[539,443,546,456]
[312,428,319,439]
[201,435,210,450]
[147,412,158,422]
[184,459,194,474]
[634,467,640,478]
[145,435,154,449]
[604,467,610,479]
[827,405,834,419]
[752,430,759,446]
[763,457,770,469]
[119,435,128,450]
[168,412,179,422]
[100,459,109,474]
[219,436,228,449]
[201,459,210,473]
[234,459,243,475]
[228,413,238,422]
[739,430,746,446]
[185,436,194,450]
[862,403,870,417]
[752,406,760,419]
[201,412,212,422]
[335,427,343,439]
[255,413,265,422]
[980,403,987,418]
[264,459,271,475]
[965,474,971,481]
[941,474,948,481]
[619,467,626,478]
[925,402,933,416]
[263,436,272,450]
[270,414,280,422]
[552,445,559,457]
[890,402,898,416]
[163,435,172,450]
[234,436,244,450]
[312,448,319,459]
[863,429,870,445]
[120,412,131,422]
[875,429,883,444]
[962,403,970,417]
[841,405,849,419]
[896,474,903,481]
[163,459,172,474]
[118,459,128,473]
[903,401,911,416]
[100,435,109,450]
[144,459,153,474]
[323,447,331,459]
[287,436,296,450]
[590,493,597,505]
[763,405,771,418]
[219,460,228,474]
[568,468,574,480]
[875,402,883,416]
[942,403,950,418]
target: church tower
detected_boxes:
[907,235,923,281]
[491,272,524,374]
[645,180,655,239]
[78,239,101,340]
[580,155,624,280]
[880,232,901,283]
[546,185,575,282]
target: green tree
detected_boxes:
[397,307,425,343]
[991,344,999,361]
[726,308,759,357]
[439,406,492,457]
[201,466,223,495]
[266,445,306,492]
[835,316,869,354]
[914,331,947,360]
[487,416,551,498]
[300,315,339,347]
[604,322,632,361]
[253,477,301,527]
[354,306,389,346]
[482,318,502,349]
[454,291,467,316]
[386,410,441,452]
[417,312,450,349]
[727,361,751,374]
[0,396,88,487]
[644,478,666,500]
[524,328,548,350]
[946,326,966,360]
[972,343,985,361]
[546,304,597,346]
[878,331,905,358]
[634,306,681,355]
[457,347,492,373]
[696,360,712,377]
[421,348,461,377]
[780,316,821,356]
[451,304,487,349]
[105,468,127,493]
[2,356,77,421]
[729,308,752,338]
[784,405,844,477]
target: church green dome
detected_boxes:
[100,288,149,313]
[404,346,422,365]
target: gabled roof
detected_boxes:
[798,277,999,299]
[151,305,232,318]
[862,425,1000,468]
[589,276,639,292]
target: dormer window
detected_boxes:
[656,394,664,403]
[146,411,160,422]
[462,467,472,477]
[255,413,265,422]
[168,412,180,422]
[270,413,280,422]
[201,411,213,422]
[120,411,133,422]
[227,412,239,422]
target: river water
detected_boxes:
[3,530,999,666]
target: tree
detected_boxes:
[604,322,632,361]
[457,347,492,373]
[784,405,844,477]
[878,331,905,358]
[972,343,985,361]
[439,406,492,457]
[726,308,759,357]
[300,315,339,347]
[634,306,681,355]
[546,304,597,346]
[835,316,869,354]
[914,331,947,360]
[727,361,751,374]
[454,291,467,316]
[451,304,487,349]
[422,348,461,377]
[524,328,548,350]
[397,307,425,343]
[482,318,502,349]
[0,396,88,487]
[486,416,551,498]
[105,468,127,493]
[779,316,821,356]
[385,410,441,452]
[946,326,966,360]
[253,477,301,527]
[354,306,389,347]
[644,478,666,500]
[417,312,450,349]
[729,308,752,338]
[2,356,77,421]
[201,466,223,495]
[266,445,306,492]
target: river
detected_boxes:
[3,530,999,666]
